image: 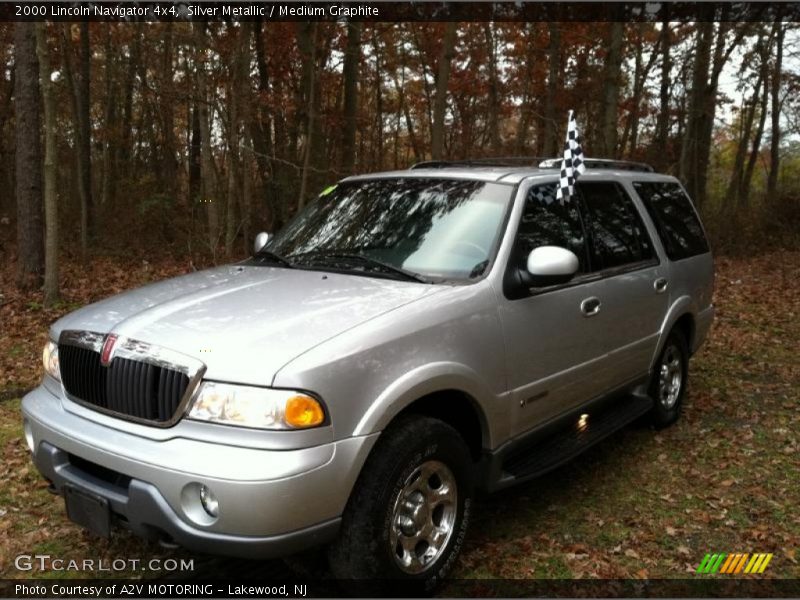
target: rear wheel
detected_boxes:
[328,415,474,593]
[649,329,689,428]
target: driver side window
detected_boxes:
[514,184,588,272]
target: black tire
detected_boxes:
[328,414,474,594]
[649,328,689,428]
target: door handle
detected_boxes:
[580,297,601,317]
[654,278,669,294]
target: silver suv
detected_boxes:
[23,159,714,587]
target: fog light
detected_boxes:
[199,485,219,518]
[23,420,34,453]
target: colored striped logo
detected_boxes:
[696,553,773,574]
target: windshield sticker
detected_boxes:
[320,185,337,197]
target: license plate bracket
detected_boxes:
[64,485,111,538]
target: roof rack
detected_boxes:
[410,157,550,170]
[410,157,655,173]
[538,158,654,173]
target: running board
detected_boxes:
[489,394,654,491]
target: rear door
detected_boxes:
[577,181,669,386]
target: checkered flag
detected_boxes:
[556,110,586,203]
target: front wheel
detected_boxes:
[649,328,689,428]
[328,415,474,592]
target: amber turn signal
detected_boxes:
[284,395,325,428]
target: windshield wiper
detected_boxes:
[253,249,295,268]
[297,252,430,283]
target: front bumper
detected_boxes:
[22,385,379,558]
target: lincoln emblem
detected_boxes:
[100,334,118,366]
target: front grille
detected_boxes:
[59,343,190,424]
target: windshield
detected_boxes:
[266,178,513,282]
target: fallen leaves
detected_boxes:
[2,250,800,581]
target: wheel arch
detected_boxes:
[351,363,497,460]
[652,296,698,369]
[393,390,487,461]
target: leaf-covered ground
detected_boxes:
[0,252,798,583]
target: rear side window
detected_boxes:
[514,184,588,272]
[632,182,710,260]
[578,182,655,271]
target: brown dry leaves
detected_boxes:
[1,251,799,581]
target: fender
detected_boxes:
[650,295,698,369]
[351,361,506,448]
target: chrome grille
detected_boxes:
[57,331,203,426]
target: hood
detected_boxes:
[52,265,441,385]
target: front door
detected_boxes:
[497,183,617,436]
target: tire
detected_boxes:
[328,414,474,594]
[649,328,689,428]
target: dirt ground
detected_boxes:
[1,252,798,586]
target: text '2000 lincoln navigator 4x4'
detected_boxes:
[23,158,714,587]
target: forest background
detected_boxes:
[0,15,799,580]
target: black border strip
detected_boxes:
[2,1,796,23]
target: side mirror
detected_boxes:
[253,232,272,254]
[526,246,579,287]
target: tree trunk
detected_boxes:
[725,41,766,206]
[340,21,361,174]
[188,105,201,204]
[392,51,422,163]
[740,74,769,206]
[651,16,672,170]
[60,23,91,259]
[484,23,501,154]
[766,23,784,198]
[36,23,58,305]
[680,19,714,203]
[251,22,276,227]
[372,29,384,170]
[600,21,624,157]
[114,25,139,204]
[726,66,763,206]
[296,22,318,210]
[14,23,44,291]
[542,22,561,157]
[225,26,248,257]
[160,23,178,201]
[683,16,749,205]
[514,24,538,155]
[79,23,91,236]
[193,23,220,254]
[101,25,117,208]
[431,22,457,160]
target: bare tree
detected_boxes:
[296,22,318,210]
[542,22,561,157]
[340,21,361,174]
[600,21,624,157]
[431,22,457,160]
[14,23,44,291]
[36,23,58,305]
[193,23,220,253]
[484,23,502,154]
[60,23,92,259]
[767,22,785,198]
[651,16,672,170]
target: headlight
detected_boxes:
[42,341,60,382]
[187,382,326,430]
